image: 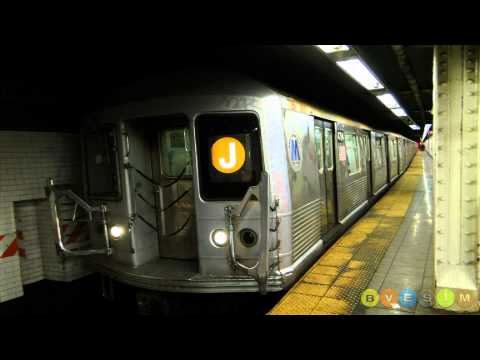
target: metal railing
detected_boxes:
[47,178,112,257]
[224,171,273,294]
[127,164,192,238]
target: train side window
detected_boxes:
[324,128,333,170]
[344,133,361,175]
[160,127,192,177]
[314,126,324,173]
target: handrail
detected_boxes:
[47,178,112,257]
[225,205,259,272]
[224,172,271,294]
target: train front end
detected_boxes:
[57,92,294,294]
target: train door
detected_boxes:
[314,119,329,235]
[155,121,197,259]
[371,131,388,193]
[322,120,337,231]
[128,116,197,261]
[361,130,372,197]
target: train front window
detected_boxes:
[160,127,192,177]
[195,113,262,201]
[345,133,361,175]
[84,124,121,199]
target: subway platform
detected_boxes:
[268,151,453,315]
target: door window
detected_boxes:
[314,126,324,173]
[344,132,361,175]
[324,128,334,170]
[84,124,121,199]
[160,127,192,177]
[374,137,384,169]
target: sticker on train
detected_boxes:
[211,136,246,174]
[339,145,347,162]
[288,135,302,172]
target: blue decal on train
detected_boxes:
[290,136,300,161]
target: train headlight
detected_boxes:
[211,229,228,247]
[110,225,126,240]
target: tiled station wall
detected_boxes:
[0,131,91,303]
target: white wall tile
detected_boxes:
[0,131,89,303]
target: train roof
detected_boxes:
[105,68,412,142]
[280,96,413,142]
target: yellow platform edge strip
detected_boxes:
[268,153,424,315]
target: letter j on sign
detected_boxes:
[211,137,246,174]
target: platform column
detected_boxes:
[433,45,480,312]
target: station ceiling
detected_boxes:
[0,45,432,140]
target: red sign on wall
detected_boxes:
[0,232,19,258]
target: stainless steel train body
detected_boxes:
[52,71,416,294]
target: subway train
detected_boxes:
[48,70,416,295]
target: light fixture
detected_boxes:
[317,45,350,54]
[110,225,126,239]
[410,124,421,130]
[376,93,401,109]
[391,108,408,117]
[211,229,228,247]
[336,58,384,90]
[421,124,432,141]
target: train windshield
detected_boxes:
[83,123,121,199]
[195,113,262,200]
[160,127,192,177]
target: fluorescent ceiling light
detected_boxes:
[421,123,432,141]
[336,58,384,90]
[391,108,408,117]
[376,93,401,109]
[410,124,421,130]
[317,45,350,53]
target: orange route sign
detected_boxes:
[211,137,246,174]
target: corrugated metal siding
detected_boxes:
[373,166,388,193]
[339,175,368,220]
[390,159,398,178]
[292,198,322,262]
[318,196,329,236]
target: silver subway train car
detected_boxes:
[48,71,416,294]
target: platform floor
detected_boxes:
[268,152,444,315]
